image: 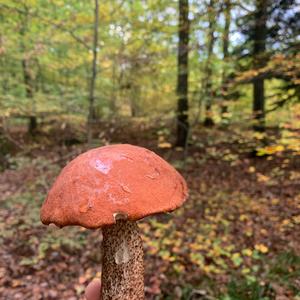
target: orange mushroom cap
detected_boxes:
[40,144,188,229]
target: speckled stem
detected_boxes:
[101,220,144,300]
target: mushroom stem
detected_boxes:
[101,219,144,299]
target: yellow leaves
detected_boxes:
[253,132,266,140]
[260,229,268,236]
[256,173,270,183]
[248,166,256,173]
[224,244,235,253]
[221,111,232,119]
[162,238,173,246]
[242,248,253,257]
[173,263,185,274]
[208,244,222,258]
[203,238,212,247]
[245,229,253,237]
[207,147,218,157]
[190,252,204,266]
[153,229,161,238]
[221,235,228,242]
[25,0,37,5]
[157,135,172,149]
[289,171,300,181]
[293,215,300,224]
[74,13,93,25]
[101,59,112,70]
[198,263,224,275]
[287,142,300,153]
[249,202,264,213]
[139,222,150,232]
[257,145,284,156]
[279,127,300,153]
[163,84,173,93]
[239,214,248,222]
[282,219,291,226]
[222,153,239,162]
[148,243,159,255]
[231,252,243,267]
[271,198,280,205]
[273,145,285,153]
[213,257,227,269]
[280,216,300,228]
[171,246,181,254]
[51,0,65,7]
[158,250,175,262]
[99,2,112,22]
[254,244,268,254]
[202,265,213,273]
[175,231,184,238]
[236,53,300,86]
[293,78,300,85]
[190,243,202,251]
[175,147,184,152]
[207,212,223,223]
[158,142,172,149]
[241,267,251,274]
[11,279,23,287]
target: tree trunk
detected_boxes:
[110,57,117,114]
[22,55,37,136]
[220,0,231,124]
[203,0,217,127]
[87,0,100,144]
[176,0,190,147]
[253,0,268,131]
[20,11,37,136]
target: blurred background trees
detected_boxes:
[176,0,189,147]
[0,0,299,141]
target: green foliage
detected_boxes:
[0,0,298,128]
[0,0,181,118]
[220,251,300,300]
[269,251,300,293]
[222,280,273,300]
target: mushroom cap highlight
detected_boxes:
[40,144,188,228]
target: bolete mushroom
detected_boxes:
[40,144,188,299]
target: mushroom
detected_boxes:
[40,144,188,299]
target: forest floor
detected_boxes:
[0,118,299,300]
